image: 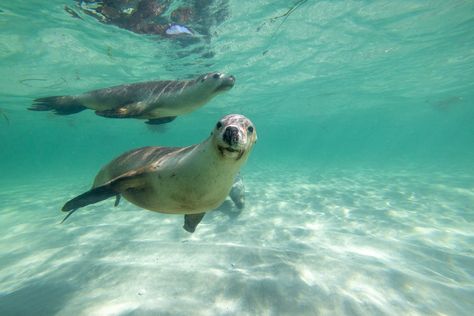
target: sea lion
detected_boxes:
[61,114,257,232]
[29,72,235,125]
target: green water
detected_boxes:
[1,1,473,315]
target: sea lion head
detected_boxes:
[211,114,257,161]
[196,72,235,95]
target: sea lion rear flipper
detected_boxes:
[146,116,177,125]
[30,96,86,115]
[183,213,206,233]
[229,173,245,209]
[61,167,151,222]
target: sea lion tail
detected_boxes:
[29,96,86,115]
[61,185,118,223]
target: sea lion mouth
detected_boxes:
[214,76,235,92]
[218,145,244,159]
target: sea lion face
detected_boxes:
[197,72,235,94]
[212,114,257,160]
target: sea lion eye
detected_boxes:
[213,73,220,79]
[216,121,222,129]
[247,126,254,133]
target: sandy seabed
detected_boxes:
[0,168,473,315]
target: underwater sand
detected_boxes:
[1,168,473,315]
[1,0,473,315]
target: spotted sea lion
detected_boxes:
[61,114,257,232]
[29,72,235,125]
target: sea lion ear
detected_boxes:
[199,74,208,82]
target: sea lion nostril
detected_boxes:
[223,126,239,145]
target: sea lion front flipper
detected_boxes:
[145,116,177,125]
[229,173,245,210]
[95,102,146,119]
[61,167,151,222]
[60,185,118,223]
[183,213,206,233]
[114,195,121,207]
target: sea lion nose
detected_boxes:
[223,126,239,145]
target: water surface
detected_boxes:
[0,1,473,315]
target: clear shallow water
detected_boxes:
[1,170,473,315]
[0,1,473,315]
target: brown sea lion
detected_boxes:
[61,114,257,232]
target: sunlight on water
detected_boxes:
[0,0,473,315]
[1,169,473,315]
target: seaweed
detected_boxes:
[270,0,309,24]
[64,5,83,20]
[0,109,9,125]
[19,77,67,88]
[258,0,309,54]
